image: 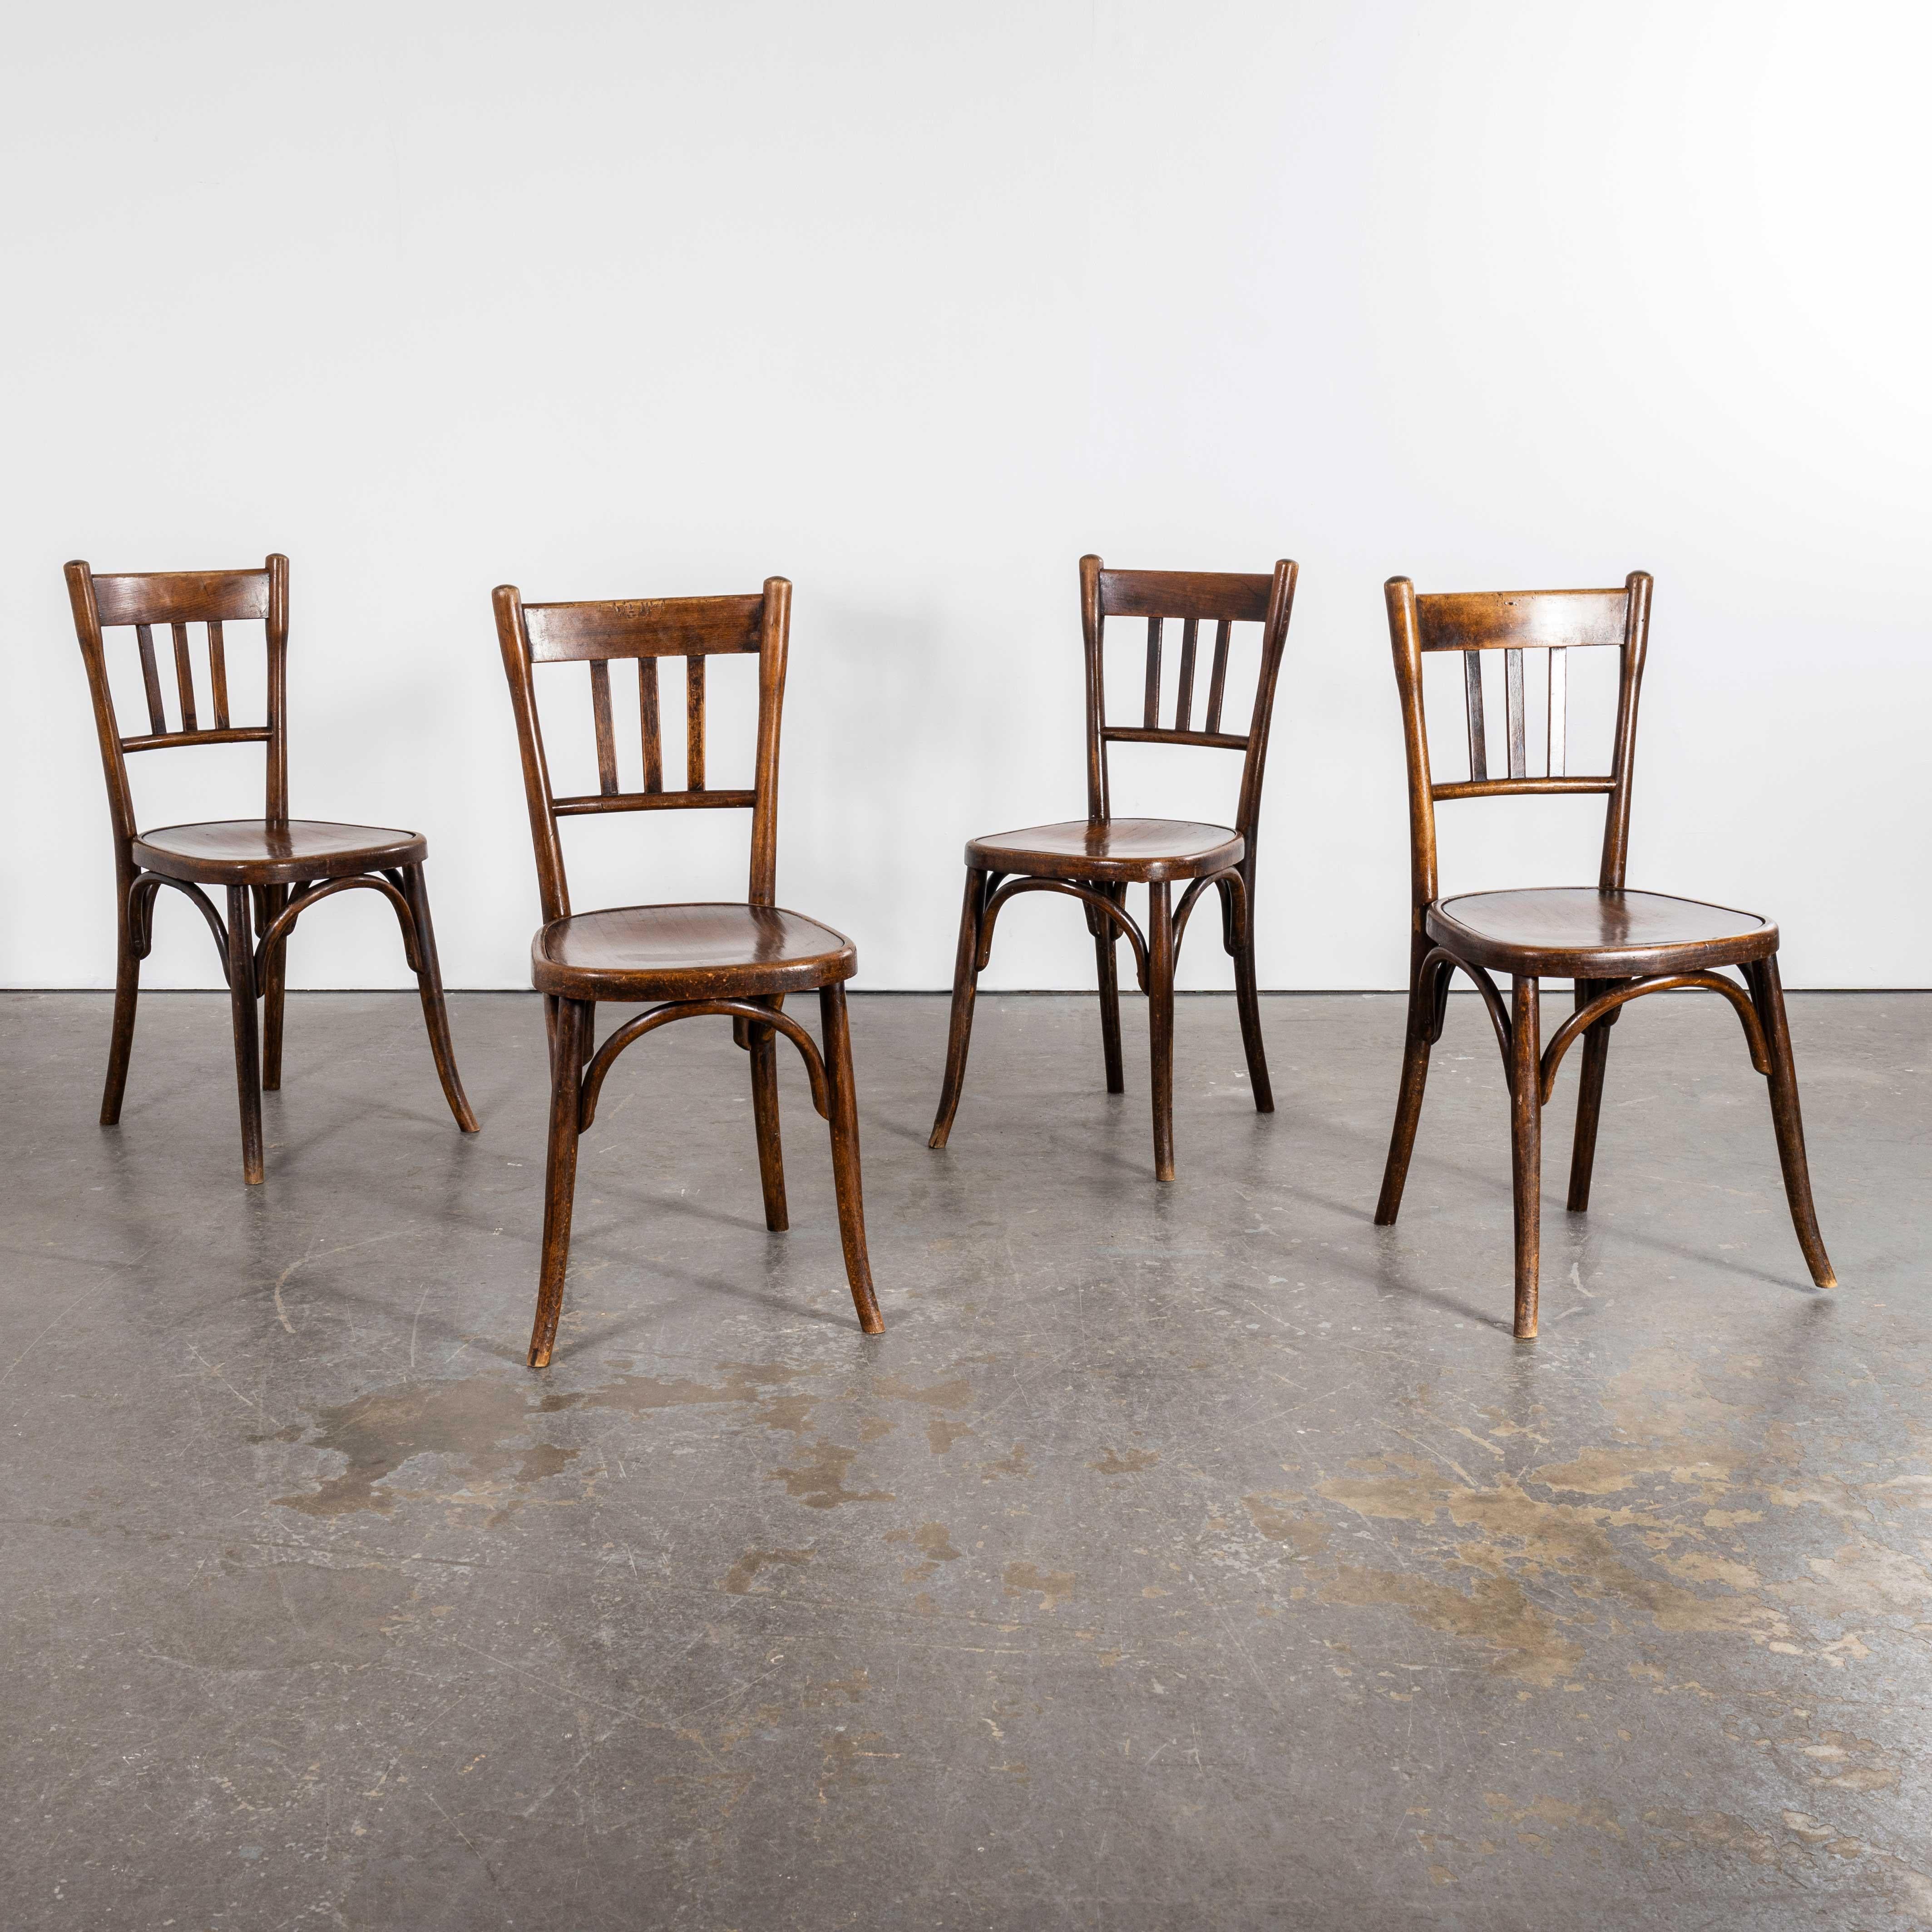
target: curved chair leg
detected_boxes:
[224,886,265,1185]
[1747,954,1837,1289]
[820,983,884,1334]
[928,865,989,1149]
[1225,871,1273,1113]
[1147,880,1176,1181]
[260,884,290,1092]
[1509,975,1542,1339]
[399,863,480,1133]
[529,997,593,1368]
[100,894,141,1127]
[748,997,789,1232]
[1374,942,1438,1225]
[1565,977,1623,1213]
[1089,880,1126,1095]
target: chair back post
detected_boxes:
[1598,570,1652,891]
[747,576,791,907]
[1384,576,1438,932]
[1230,558,1300,863]
[65,560,140,878]
[264,553,291,825]
[1078,553,1108,823]
[491,585,573,924]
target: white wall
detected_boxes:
[4,0,1926,993]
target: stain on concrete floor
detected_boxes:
[0,989,1927,1928]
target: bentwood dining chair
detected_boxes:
[66,555,478,1183]
[1374,572,1835,1339]
[929,554,1298,1180]
[492,575,881,1368]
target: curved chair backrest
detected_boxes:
[65,555,292,867]
[1385,572,1653,920]
[492,578,792,924]
[1079,554,1298,865]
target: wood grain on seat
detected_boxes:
[132,819,427,885]
[967,818,1242,883]
[1428,887,1777,978]
[531,904,856,1001]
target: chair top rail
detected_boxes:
[522,595,764,663]
[1415,588,1628,653]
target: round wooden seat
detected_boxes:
[530,902,858,1002]
[132,818,427,886]
[1427,887,1778,978]
[966,817,1244,883]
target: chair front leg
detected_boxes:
[928,865,989,1150]
[224,886,265,1185]
[747,996,789,1232]
[1509,974,1542,1339]
[399,863,480,1133]
[1746,954,1837,1289]
[529,997,593,1369]
[1089,880,1126,1096]
[260,883,290,1091]
[100,874,143,1127]
[820,982,883,1334]
[1147,880,1176,1181]
[1374,937,1438,1225]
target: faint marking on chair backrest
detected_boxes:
[88,568,273,747]
[1414,588,1628,793]
[518,594,765,815]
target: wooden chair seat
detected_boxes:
[967,817,1243,883]
[1428,887,1777,978]
[531,903,857,1001]
[132,817,427,885]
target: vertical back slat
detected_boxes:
[206,620,230,727]
[1505,647,1526,779]
[686,655,706,791]
[1174,618,1198,731]
[638,657,662,793]
[1142,617,1163,729]
[1547,647,1566,778]
[588,659,618,794]
[170,621,198,731]
[1463,653,1488,780]
[1204,620,1231,733]
[134,624,167,733]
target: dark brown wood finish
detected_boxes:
[929,554,1298,1180]
[1373,572,1835,1338]
[493,574,881,1368]
[65,555,478,1183]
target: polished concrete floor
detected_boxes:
[1,987,1927,1929]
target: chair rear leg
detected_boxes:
[530,997,593,1368]
[820,982,884,1334]
[1087,882,1126,1095]
[748,1001,789,1232]
[260,884,289,1091]
[224,887,265,1185]
[100,897,141,1127]
[399,864,479,1132]
[1509,975,1542,1339]
[1147,880,1176,1181]
[1374,948,1439,1225]
[929,866,989,1149]
[1747,954,1837,1289]
[1225,874,1273,1114]
[1565,979,1621,1213]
